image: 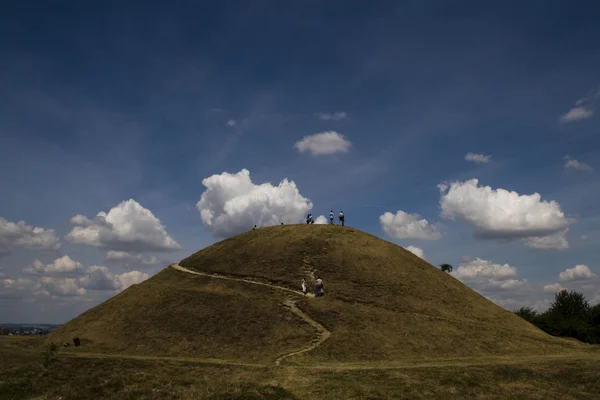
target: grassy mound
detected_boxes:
[48,224,583,363]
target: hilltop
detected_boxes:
[47,224,583,364]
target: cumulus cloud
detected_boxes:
[379,210,441,240]
[0,217,60,254]
[22,256,83,275]
[464,152,491,164]
[544,283,566,293]
[315,111,347,121]
[564,156,594,172]
[452,258,517,281]
[523,229,569,250]
[439,179,572,241]
[66,199,181,252]
[79,266,149,291]
[196,169,313,238]
[226,119,237,127]
[294,131,351,156]
[406,245,424,259]
[558,265,597,282]
[314,215,328,224]
[452,257,528,293]
[105,250,160,266]
[39,277,87,296]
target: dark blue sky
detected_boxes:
[1,0,599,322]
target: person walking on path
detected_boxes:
[338,211,345,226]
[301,279,308,295]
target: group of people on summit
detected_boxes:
[306,210,345,226]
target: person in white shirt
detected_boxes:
[329,210,334,224]
[301,279,307,295]
[338,211,345,226]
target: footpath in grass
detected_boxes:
[2,340,600,400]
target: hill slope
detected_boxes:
[48,224,583,364]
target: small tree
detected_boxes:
[42,342,58,369]
[514,306,538,323]
[439,263,453,273]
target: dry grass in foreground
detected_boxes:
[2,337,600,400]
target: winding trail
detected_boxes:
[169,264,331,365]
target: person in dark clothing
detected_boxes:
[338,211,345,226]
[314,278,324,297]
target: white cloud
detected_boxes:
[66,199,181,252]
[581,234,589,241]
[314,215,328,224]
[452,257,529,293]
[464,152,491,164]
[226,119,237,127]
[105,250,160,266]
[39,277,86,296]
[196,169,313,238]
[560,89,598,123]
[437,183,448,193]
[532,299,552,313]
[315,111,347,121]
[0,217,60,253]
[406,245,424,259]
[558,265,597,282]
[560,106,594,122]
[22,256,83,275]
[379,210,441,240]
[294,131,351,156]
[439,179,572,240]
[523,229,569,250]
[115,270,149,290]
[79,266,149,292]
[491,279,528,290]
[452,258,517,281]
[544,283,566,293]
[0,277,46,299]
[564,156,594,172]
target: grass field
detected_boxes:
[2,337,600,399]
[9,225,597,399]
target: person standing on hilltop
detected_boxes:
[329,210,334,224]
[338,211,345,226]
[306,213,311,224]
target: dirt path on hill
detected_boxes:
[275,300,331,365]
[170,264,330,365]
[60,350,600,371]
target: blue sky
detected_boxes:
[1,0,599,323]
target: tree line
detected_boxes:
[514,290,600,344]
[436,264,599,344]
